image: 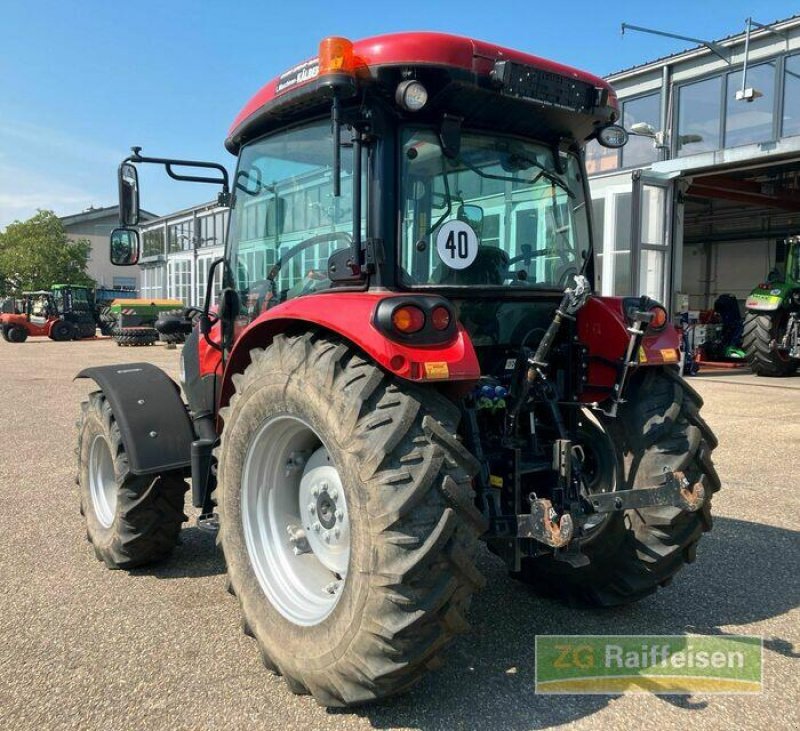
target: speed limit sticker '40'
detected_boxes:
[436,220,478,270]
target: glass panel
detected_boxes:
[641,186,666,246]
[227,120,367,321]
[677,76,722,156]
[782,55,800,137]
[142,227,165,257]
[591,198,605,289]
[725,62,776,147]
[584,140,619,175]
[622,93,660,168]
[612,192,632,295]
[639,249,665,302]
[400,128,589,289]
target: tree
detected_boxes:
[0,210,94,295]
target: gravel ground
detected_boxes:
[0,337,797,731]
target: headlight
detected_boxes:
[396,80,428,112]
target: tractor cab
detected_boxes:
[51,284,99,339]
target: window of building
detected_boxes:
[621,93,660,168]
[677,76,723,156]
[591,198,605,289]
[142,227,165,258]
[612,192,632,294]
[112,276,137,289]
[584,140,619,175]
[140,266,165,301]
[782,54,800,137]
[168,220,194,252]
[725,61,776,147]
[168,259,192,304]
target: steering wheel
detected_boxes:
[267,232,353,284]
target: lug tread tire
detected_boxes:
[742,311,798,377]
[513,368,720,607]
[78,391,188,568]
[214,332,485,706]
[112,328,158,347]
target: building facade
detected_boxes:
[587,15,800,314]
[60,206,157,289]
[138,201,229,306]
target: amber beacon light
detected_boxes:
[318,37,355,75]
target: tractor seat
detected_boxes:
[434,247,509,286]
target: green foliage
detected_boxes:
[0,210,95,295]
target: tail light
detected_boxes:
[373,296,457,344]
[649,305,668,330]
[391,305,425,334]
[623,296,669,331]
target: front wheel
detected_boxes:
[7,325,28,343]
[216,333,485,706]
[742,310,799,376]
[50,320,74,341]
[77,391,188,568]
[513,368,720,606]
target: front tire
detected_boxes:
[7,325,27,343]
[50,320,74,341]
[78,391,188,568]
[216,332,485,706]
[513,368,720,606]
[742,311,798,376]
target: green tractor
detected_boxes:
[105,298,185,346]
[743,236,800,376]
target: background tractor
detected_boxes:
[2,288,97,342]
[76,33,720,707]
[743,236,800,376]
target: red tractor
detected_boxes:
[77,33,719,706]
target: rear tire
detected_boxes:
[50,320,74,341]
[77,391,188,568]
[7,325,27,343]
[216,332,485,706]
[742,311,799,377]
[513,368,720,606]
[1,326,10,342]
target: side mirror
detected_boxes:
[596,124,628,149]
[457,204,484,232]
[110,227,140,266]
[118,162,140,226]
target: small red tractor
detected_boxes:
[77,33,719,706]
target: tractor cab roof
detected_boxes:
[226,32,619,154]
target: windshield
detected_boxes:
[400,128,590,290]
[227,119,366,321]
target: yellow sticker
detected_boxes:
[660,348,679,363]
[638,346,647,363]
[423,361,450,380]
[489,475,503,488]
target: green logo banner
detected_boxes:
[535,635,762,694]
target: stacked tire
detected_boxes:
[112,327,158,347]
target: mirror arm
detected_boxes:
[124,148,231,202]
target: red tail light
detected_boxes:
[431,306,451,331]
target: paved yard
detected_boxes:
[0,337,797,731]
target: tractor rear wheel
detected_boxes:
[742,310,799,376]
[50,320,74,341]
[7,325,27,343]
[1,326,10,342]
[77,391,188,568]
[215,332,485,706]
[513,368,720,606]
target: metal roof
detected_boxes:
[59,205,158,227]
[606,14,800,81]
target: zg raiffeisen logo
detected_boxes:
[535,635,763,694]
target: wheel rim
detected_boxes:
[241,415,350,626]
[576,416,617,537]
[89,434,117,527]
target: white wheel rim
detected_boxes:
[89,434,117,528]
[241,415,350,626]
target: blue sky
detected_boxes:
[1,0,797,229]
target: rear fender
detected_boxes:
[577,296,681,404]
[216,293,480,409]
[75,363,194,474]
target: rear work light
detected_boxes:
[395,80,428,112]
[392,305,426,334]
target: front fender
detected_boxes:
[76,363,194,475]
[218,293,480,408]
